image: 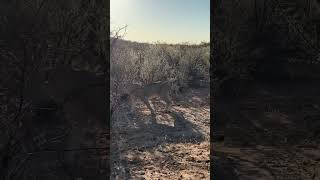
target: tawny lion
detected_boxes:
[121,79,177,115]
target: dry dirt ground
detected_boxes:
[213,81,320,180]
[111,87,210,179]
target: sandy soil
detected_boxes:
[111,87,210,179]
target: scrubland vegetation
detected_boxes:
[110,32,210,178]
[110,36,209,114]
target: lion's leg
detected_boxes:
[142,97,156,115]
[163,93,172,112]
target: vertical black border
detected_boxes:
[210,0,215,179]
[106,0,111,177]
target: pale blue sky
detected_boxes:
[110,0,210,44]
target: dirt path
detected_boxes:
[111,87,210,179]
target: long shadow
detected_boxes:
[122,87,209,148]
[144,111,204,145]
[116,110,205,156]
[113,111,205,178]
[112,87,209,178]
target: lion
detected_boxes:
[121,79,177,115]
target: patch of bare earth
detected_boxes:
[111,88,210,179]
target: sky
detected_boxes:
[110,0,210,44]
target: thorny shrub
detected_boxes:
[110,38,209,115]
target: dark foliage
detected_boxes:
[0,0,109,179]
[212,0,320,97]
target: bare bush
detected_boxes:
[110,38,209,116]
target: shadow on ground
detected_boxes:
[111,87,210,179]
